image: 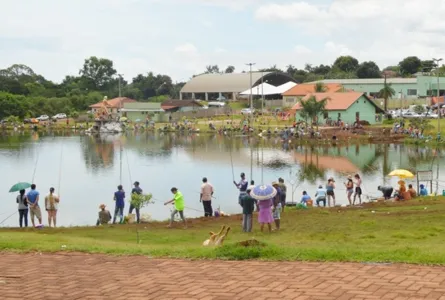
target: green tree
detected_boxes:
[398,56,422,75]
[225,66,235,73]
[79,56,117,91]
[413,105,425,115]
[299,95,329,130]
[379,76,395,112]
[333,56,359,73]
[314,82,327,92]
[205,65,220,74]
[356,61,381,78]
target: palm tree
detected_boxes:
[314,82,327,92]
[299,95,329,131]
[379,75,395,112]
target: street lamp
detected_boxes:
[245,63,255,122]
[433,58,443,132]
[156,82,167,102]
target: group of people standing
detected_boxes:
[15,184,60,227]
[300,174,363,207]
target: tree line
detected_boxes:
[203,56,445,82]
[0,57,185,119]
[1,54,444,120]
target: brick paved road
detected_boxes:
[1,253,445,300]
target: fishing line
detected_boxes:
[57,144,63,195]
[31,140,42,183]
[0,211,18,226]
[229,137,235,181]
[125,146,132,186]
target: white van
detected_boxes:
[208,101,225,108]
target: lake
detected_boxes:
[0,131,444,227]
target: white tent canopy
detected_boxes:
[275,82,297,94]
[240,82,279,96]
[239,81,297,96]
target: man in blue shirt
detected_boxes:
[129,181,142,223]
[113,185,125,224]
[233,172,248,205]
[26,184,42,227]
[300,191,311,206]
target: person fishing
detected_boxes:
[96,204,112,226]
[113,185,125,224]
[233,172,248,205]
[164,187,187,229]
[129,181,142,223]
[200,177,214,217]
[45,187,60,227]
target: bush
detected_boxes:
[359,120,370,126]
[383,119,395,125]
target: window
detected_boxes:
[286,97,296,103]
[323,112,328,119]
[407,89,417,96]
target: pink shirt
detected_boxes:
[201,183,214,201]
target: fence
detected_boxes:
[171,108,231,121]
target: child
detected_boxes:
[419,184,428,196]
[240,188,257,232]
[345,175,354,206]
[164,187,187,229]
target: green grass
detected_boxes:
[228,102,249,110]
[2,199,445,263]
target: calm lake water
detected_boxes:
[1,131,444,227]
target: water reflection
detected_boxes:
[0,131,444,227]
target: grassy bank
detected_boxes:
[2,198,445,264]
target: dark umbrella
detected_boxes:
[251,184,277,201]
[9,182,32,193]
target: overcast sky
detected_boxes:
[1,0,444,82]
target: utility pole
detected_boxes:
[433,58,443,132]
[118,74,123,118]
[245,63,255,125]
[261,71,264,113]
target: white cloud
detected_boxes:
[254,0,445,68]
[174,43,198,54]
[294,45,312,55]
[214,48,227,54]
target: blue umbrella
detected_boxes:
[251,184,277,201]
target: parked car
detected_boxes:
[422,112,438,119]
[23,118,32,124]
[402,112,421,119]
[240,108,254,115]
[52,113,67,120]
[36,115,49,121]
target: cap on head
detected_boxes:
[272,181,279,186]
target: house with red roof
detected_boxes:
[89,97,137,115]
[291,92,384,125]
[282,83,344,107]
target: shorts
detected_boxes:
[273,204,282,220]
[355,187,362,195]
[347,188,353,194]
[30,206,42,219]
[327,190,334,196]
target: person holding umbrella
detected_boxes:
[250,184,277,233]
[9,182,32,228]
[16,189,28,227]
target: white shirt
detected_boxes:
[201,183,214,201]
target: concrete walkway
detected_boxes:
[1,253,445,299]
